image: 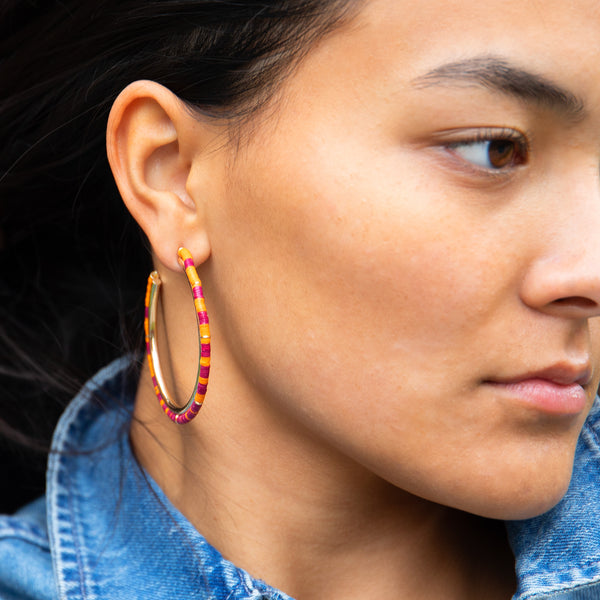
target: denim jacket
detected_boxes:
[1,357,600,599]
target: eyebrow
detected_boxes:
[412,56,585,120]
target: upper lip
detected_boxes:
[487,362,593,387]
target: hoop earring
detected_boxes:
[144,247,211,424]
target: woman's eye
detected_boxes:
[449,138,527,170]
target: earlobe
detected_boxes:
[106,80,211,271]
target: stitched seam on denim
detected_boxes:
[50,428,90,600]
[48,410,78,600]
[66,466,96,600]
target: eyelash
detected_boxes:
[444,128,530,173]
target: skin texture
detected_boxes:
[107,0,600,598]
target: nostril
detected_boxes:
[553,297,598,309]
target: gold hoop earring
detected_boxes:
[144,248,211,424]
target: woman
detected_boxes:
[1,0,600,598]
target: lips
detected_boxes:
[485,363,592,416]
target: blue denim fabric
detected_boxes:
[1,356,600,599]
[506,399,600,599]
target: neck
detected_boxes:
[131,357,515,600]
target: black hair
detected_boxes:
[0,0,357,511]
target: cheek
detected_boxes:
[205,139,508,434]
[201,131,582,521]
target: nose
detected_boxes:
[520,174,600,320]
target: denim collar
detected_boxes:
[47,358,292,600]
[47,358,600,599]
[506,397,600,599]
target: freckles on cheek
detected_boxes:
[268,185,492,359]
[355,222,493,323]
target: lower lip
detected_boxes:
[486,379,587,415]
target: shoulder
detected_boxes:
[0,497,56,600]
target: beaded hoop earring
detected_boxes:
[144,247,211,424]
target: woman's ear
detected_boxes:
[106,80,215,271]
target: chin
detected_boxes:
[454,456,576,521]
[487,484,571,521]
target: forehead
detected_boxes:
[352,0,600,55]
[314,0,600,107]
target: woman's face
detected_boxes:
[193,0,600,519]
